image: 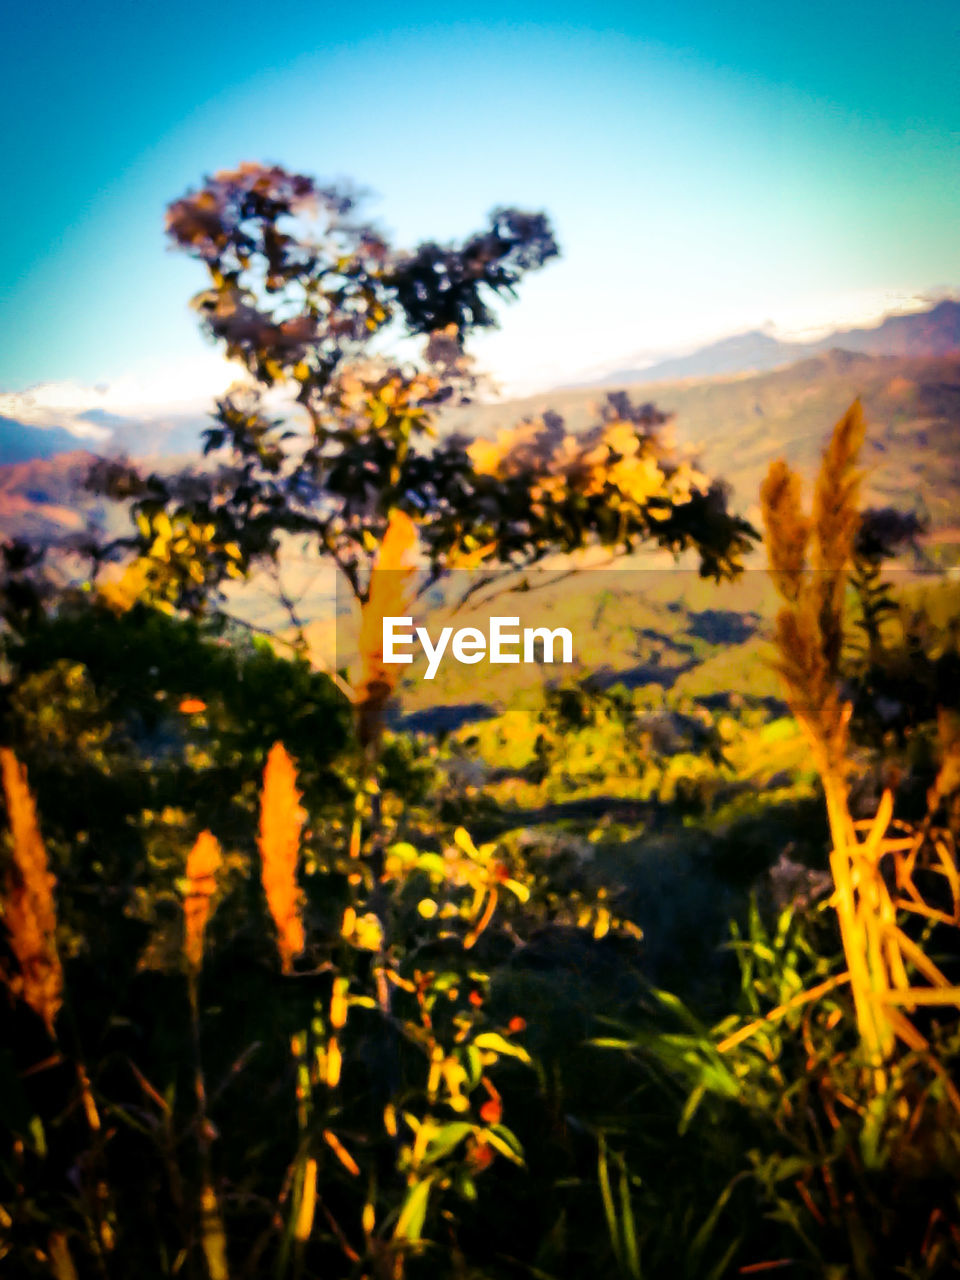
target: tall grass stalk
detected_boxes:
[761,402,960,1072]
[1,746,63,1035]
[2,748,120,1269]
[183,829,229,1280]
[255,746,321,1271]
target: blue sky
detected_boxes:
[2,0,958,403]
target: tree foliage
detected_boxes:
[91,163,755,631]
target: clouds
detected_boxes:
[0,385,116,441]
[0,352,239,436]
[0,353,248,458]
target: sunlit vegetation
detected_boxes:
[2,163,960,1278]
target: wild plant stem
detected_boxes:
[188,972,229,1280]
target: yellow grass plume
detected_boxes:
[759,408,860,780]
[357,508,418,749]
[760,402,960,1070]
[258,742,306,973]
[1,748,63,1036]
[812,401,865,672]
[183,831,222,972]
[760,459,810,605]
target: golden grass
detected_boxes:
[258,742,306,973]
[811,401,865,673]
[183,830,222,972]
[0,747,63,1036]
[761,402,960,1070]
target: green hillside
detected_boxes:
[445,349,960,529]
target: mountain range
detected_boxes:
[2,299,959,469]
[0,416,93,465]
[442,345,960,535]
[2,299,960,584]
[574,298,960,387]
[5,346,960,549]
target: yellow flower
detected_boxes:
[607,455,665,504]
[352,912,384,951]
[602,420,641,458]
[467,435,509,477]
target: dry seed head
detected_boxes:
[773,606,843,739]
[183,830,222,972]
[813,401,865,673]
[760,459,811,604]
[761,402,865,763]
[814,401,866,573]
[258,742,306,973]
[0,748,62,1035]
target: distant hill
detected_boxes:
[0,410,208,468]
[3,300,958,468]
[597,331,807,385]
[828,299,960,358]
[443,348,960,530]
[0,450,120,545]
[4,348,960,592]
[0,417,95,465]
[580,299,960,387]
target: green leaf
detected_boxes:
[394,1175,434,1241]
[618,1154,642,1280]
[460,1045,481,1090]
[484,1123,525,1164]
[687,1172,746,1268]
[678,1083,706,1135]
[423,1122,474,1164]
[29,1114,47,1159]
[473,1032,531,1063]
[704,1236,742,1280]
[597,1134,621,1271]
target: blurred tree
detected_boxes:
[89,163,756,744]
[849,506,927,662]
